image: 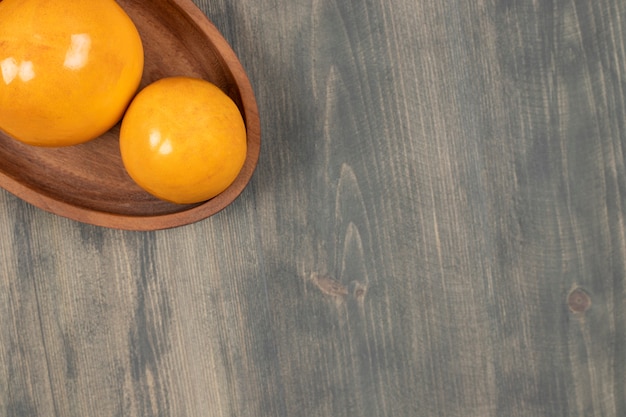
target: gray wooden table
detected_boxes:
[1,0,624,416]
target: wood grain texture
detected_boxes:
[1,0,625,416]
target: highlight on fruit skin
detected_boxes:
[0,0,144,147]
[119,77,248,205]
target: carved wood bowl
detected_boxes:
[0,0,261,230]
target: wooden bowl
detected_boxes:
[0,0,261,231]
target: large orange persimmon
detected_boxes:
[0,0,144,146]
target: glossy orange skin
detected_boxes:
[120,77,247,205]
[0,0,144,146]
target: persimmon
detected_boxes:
[0,0,144,146]
[119,77,247,204]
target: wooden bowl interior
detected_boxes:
[0,0,259,229]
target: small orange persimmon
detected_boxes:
[119,77,247,204]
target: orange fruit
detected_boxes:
[119,77,247,205]
[0,0,144,146]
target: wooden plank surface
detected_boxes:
[1,0,625,416]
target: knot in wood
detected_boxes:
[567,287,591,313]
